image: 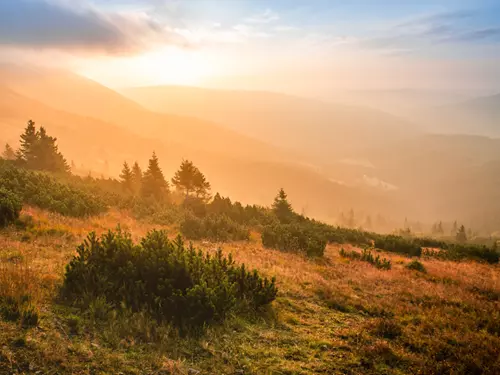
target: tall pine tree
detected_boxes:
[172,160,211,201]
[141,152,169,201]
[17,120,38,167]
[119,162,133,193]
[35,127,69,173]
[2,143,16,160]
[272,188,294,223]
[131,162,143,194]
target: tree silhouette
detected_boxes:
[131,161,143,194]
[141,152,169,201]
[456,225,467,243]
[119,162,133,193]
[16,121,69,173]
[172,160,211,201]
[17,120,38,167]
[2,143,16,160]
[272,188,294,223]
[35,126,69,173]
[172,160,197,198]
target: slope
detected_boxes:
[0,78,400,222]
[120,85,419,160]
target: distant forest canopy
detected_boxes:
[1,120,498,241]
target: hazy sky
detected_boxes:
[1,0,500,94]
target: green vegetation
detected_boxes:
[339,247,392,270]
[62,229,277,330]
[0,160,107,217]
[0,187,22,227]
[180,213,250,242]
[262,223,327,257]
[405,259,427,273]
[16,120,69,173]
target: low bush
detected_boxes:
[62,229,277,330]
[0,188,22,227]
[0,295,39,327]
[0,161,107,217]
[262,223,327,257]
[180,213,250,242]
[340,248,392,270]
[406,259,427,273]
[373,235,422,257]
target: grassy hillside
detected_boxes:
[1,206,499,374]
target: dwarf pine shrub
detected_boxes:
[261,223,327,257]
[406,259,427,273]
[339,248,392,270]
[0,161,107,217]
[62,229,276,329]
[0,188,22,227]
[373,235,422,257]
[180,213,250,242]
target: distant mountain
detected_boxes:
[0,65,401,222]
[418,93,500,137]
[121,85,418,160]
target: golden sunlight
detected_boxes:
[78,47,216,88]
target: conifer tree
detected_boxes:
[131,162,143,194]
[172,160,211,201]
[2,143,16,160]
[141,152,169,201]
[17,120,38,166]
[35,126,70,173]
[456,225,467,243]
[272,188,294,223]
[193,169,211,201]
[172,160,197,198]
[119,162,133,192]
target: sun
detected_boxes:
[135,47,214,86]
[78,46,216,88]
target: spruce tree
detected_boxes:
[141,152,169,201]
[171,160,212,201]
[193,169,211,201]
[119,162,133,193]
[172,160,197,198]
[272,188,294,223]
[35,126,69,173]
[2,143,16,160]
[17,120,38,167]
[456,225,467,243]
[131,162,143,194]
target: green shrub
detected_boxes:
[0,295,38,327]
[62,229,277,330]
[0,161,107,217]
[0,188,22,227]
[262,223,326,257]
[373,235,422,257]
[180,213,250,242]
[340,248,392,270]
[406,259,427,273]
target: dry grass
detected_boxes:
[1,207,499,374]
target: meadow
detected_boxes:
[1,206,499,374]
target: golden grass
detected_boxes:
[1,207,499,374]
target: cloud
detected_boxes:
[245,9,279,24]
[356,9,500,55]
[439,27,500,43]
[0,0,186,54]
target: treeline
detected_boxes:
[1,120,498,264]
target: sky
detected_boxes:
[1,0,500,95]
